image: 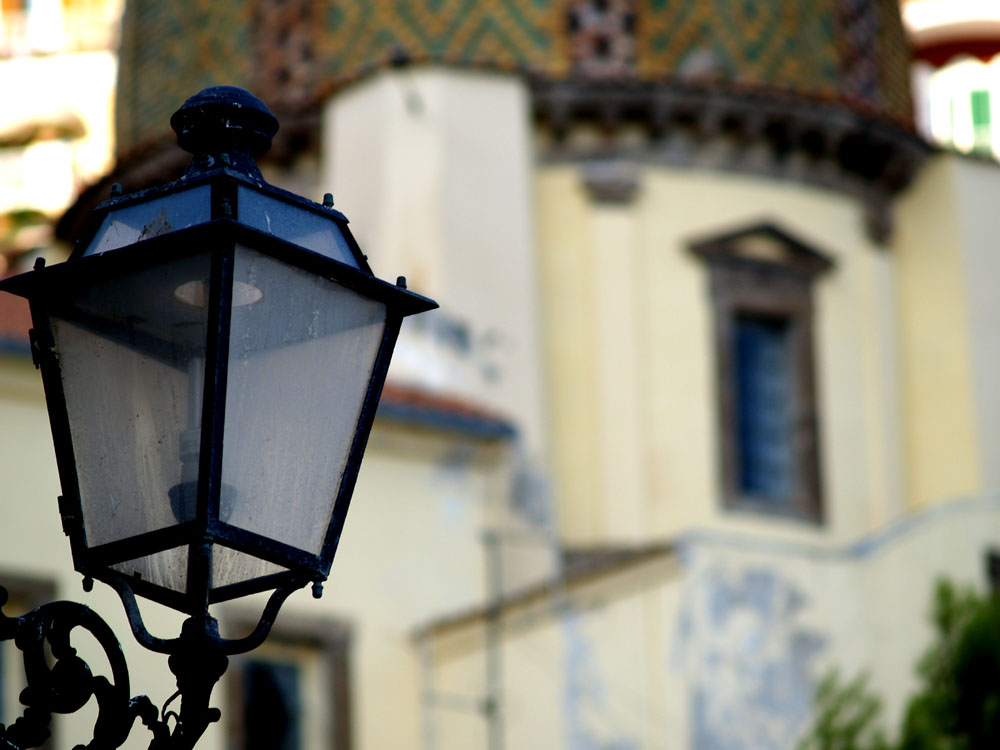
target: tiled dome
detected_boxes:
[115,0,914,154]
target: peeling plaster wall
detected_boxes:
[424,499,1000,750]
[672,498,1000,748]
[673,561,823,749]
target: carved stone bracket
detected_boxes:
[581,160,640,204]
[532,77,931,242]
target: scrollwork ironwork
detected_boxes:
[0,585,166,750]
[0,581,300,750]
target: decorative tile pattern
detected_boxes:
[567,0,637,79]
[251,0,325,107]
[873,0,914,121]
[837,0,882,110]
[313,0,564,82]
[640,0,844,94]
[115,0,913,153]
[116,1,254,156]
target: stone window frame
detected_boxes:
[225,610,353,750]
[691,222,833,524]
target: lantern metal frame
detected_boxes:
[0,86,437,750]
[7,218,432,615]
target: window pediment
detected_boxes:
[690,222,834,277]
[690,220,829,524]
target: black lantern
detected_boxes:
[2,86,435,613]
[0,87,436,750]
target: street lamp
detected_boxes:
[0,86,436,750]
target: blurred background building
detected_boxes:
[905,0,1000,155]
[2,1,1000,749]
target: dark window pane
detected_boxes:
[734,314,795,502]
[245,660,302,750]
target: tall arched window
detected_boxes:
[692,222,833,523]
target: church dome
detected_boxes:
[116,0,915,154]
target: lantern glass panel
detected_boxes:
[82,186,212,257]
[220,246,387,556]
[111,547,189,594]
[237,187,359,268]
[211,547,287,591]
[48,253,212,576]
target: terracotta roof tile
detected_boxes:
[377,383,516,440]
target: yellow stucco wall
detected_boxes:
[893,155,983,509]
[537,165,903,544]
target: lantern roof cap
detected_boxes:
[170,86,279,179]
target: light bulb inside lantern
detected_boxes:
[174,279,263,308]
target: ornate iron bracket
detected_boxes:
[0,581,301,750]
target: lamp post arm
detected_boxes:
[103,574,180,654]
[216,581,303,655]
[101,578,308,747]
[104,574,305,656]
[151,582,304,749]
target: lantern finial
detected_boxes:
[170,86,279,179]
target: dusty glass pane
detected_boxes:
[82,185,211,257]
[221,246,386,555]
[211,546,287,590]
[238,187,358,267]
[111,546,189,595]
[50,253,212,557]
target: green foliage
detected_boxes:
[898,581,1000,750]
[799,580,1000,750]
[797,670,891,750]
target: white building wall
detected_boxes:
[950,156,1000,494]
[322,68,548,461]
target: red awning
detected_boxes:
[914,38,1000,68]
